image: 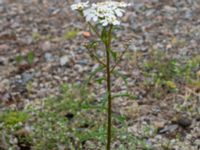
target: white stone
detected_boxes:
[60,55,69,66]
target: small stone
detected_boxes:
[0,57,7,66]
[0,79,9,93]
[60,55,70,66]
[158,124,178,134]
[82,31,91,38]
[184,10,193,19]
[154,121,165,129]
[145,9,155,17]
[177,116,192,128]
[163,6,177,13]
[77,60,88,65]
[0,44,9,50]
[41,41,51,51]
[52,9,60,15]
[0,65,17,76]
[44,53,54,62]
[129,43,137,51]
[12,78,28,95]
[24,36,33,45]
[37,88,47,98]
[166,44,172,50]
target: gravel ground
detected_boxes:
[0,0,200,149]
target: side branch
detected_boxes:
[110,44,129,73]
[85,46,106,67]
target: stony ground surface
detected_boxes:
[0,0,200,149]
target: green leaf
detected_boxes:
[101,27,108,43]
[27,51,35,65]
[15,55,23,64]
[110,49,117,61]
[60,83,69,93]
[63,29,78,40]
[112,92,136,100]
[83,65,105,86]
[100,92,108,107]
[97,127,107,143]
[86,40,99,49]
[95,76,106,84]
[113,114,126,125]
[81,103,106,110]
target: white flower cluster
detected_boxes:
[71,1,131,26]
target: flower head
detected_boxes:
[71,1,89,11]
[71,1,131,26]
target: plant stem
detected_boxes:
[106,42,111,150]
[106,25,113,150]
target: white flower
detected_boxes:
[83,8,98,22]
[71,1,89,11]
[100,16,120,26]
[114,8,125,17]
[118,2,131,7]
[71,1,131,26]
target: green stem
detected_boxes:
[86,21,113,150]
[106,25,113,150]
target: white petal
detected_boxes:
[113,20,120,25]
[115,10,123,17]
[86,15,91,21]
[93,16,98,22]
[102,20,108,26]
[71,5,77,10]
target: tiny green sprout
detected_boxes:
[165,80,178,92]
[63,29,78,40]
[27,51,35,65]
[15,54,24,64]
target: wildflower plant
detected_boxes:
[71,1,131,149]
